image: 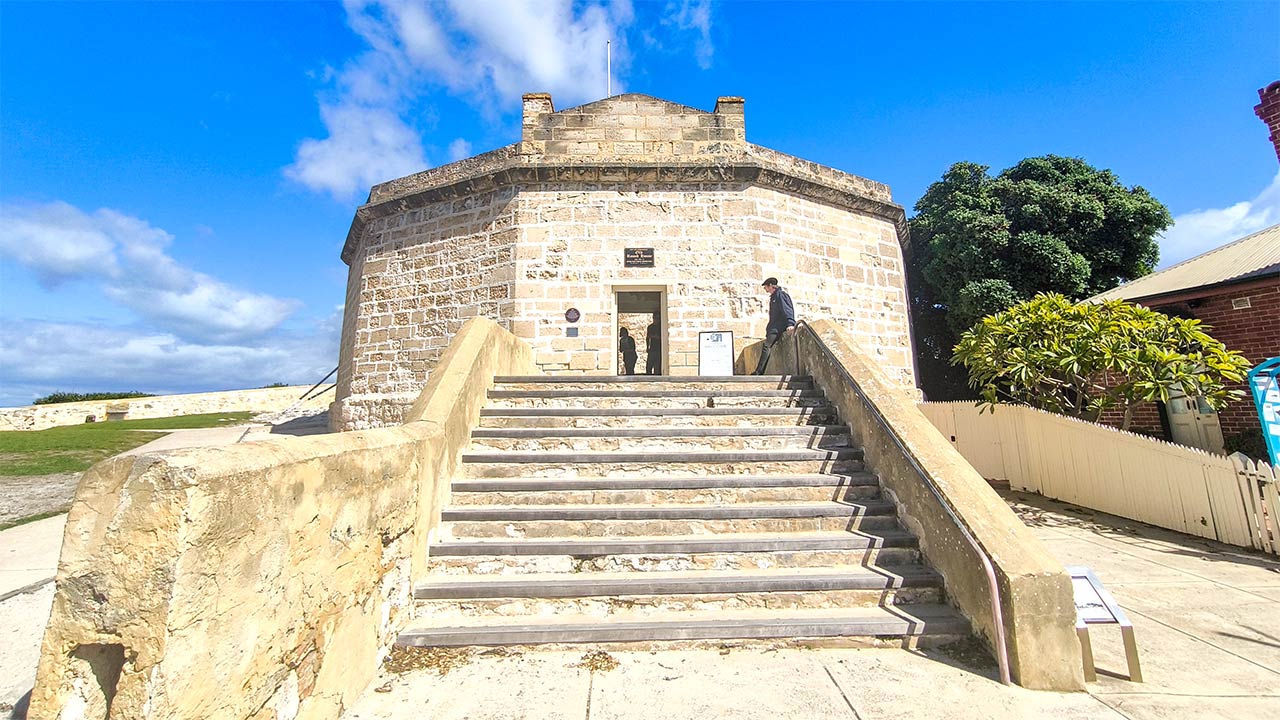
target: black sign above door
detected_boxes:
[624,248,655,267]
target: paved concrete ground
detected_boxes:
[0,515,65,601]
[0,515,62,715]
[344,491,1280,719]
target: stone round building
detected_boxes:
[333,93,915,430]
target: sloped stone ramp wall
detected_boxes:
[755,319,1084,691]
[28,318,534,720]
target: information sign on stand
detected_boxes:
[698,331,734,376]
[1247,357,1280,465]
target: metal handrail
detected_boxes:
[790,320,1012,685]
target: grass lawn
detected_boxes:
[0,412,254,476]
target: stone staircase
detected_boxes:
[396,375,968,649]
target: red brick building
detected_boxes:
[1092,224,1280,454]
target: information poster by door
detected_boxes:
[698,331,734,376]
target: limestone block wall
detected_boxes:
[333,187,519,430]
[519,92,746,160]
[333,92,913,430]
[0,385,333,432]
[510,183,911,384]
[30,319,535,720]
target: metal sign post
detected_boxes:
[1247,357,1280,465]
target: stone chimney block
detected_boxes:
[522,93,555,151]
[714,96,745,142]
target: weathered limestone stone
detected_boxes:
[29,319,535,720]
[0,385,333,432]
[760,320,1085,691]
[333,93,913,430]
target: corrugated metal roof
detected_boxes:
[1092,223,1280,302]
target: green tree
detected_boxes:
[907,156,1171,399]
[952,294,1252,430]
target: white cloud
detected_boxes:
[0,202,124,283]
[0,316,340,408]
[443,0,627,102]
[0,201,299,342]
[286,104,427,201]
[447,137,472,161]
[662,0,714,69]
[1158,171,1280,268]
[286,0,644,201]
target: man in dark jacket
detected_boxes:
[753,277,796,375]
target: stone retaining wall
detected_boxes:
[0,385,334,432]
[29,319,535,719]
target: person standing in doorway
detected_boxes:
[619,327,638,375]
[645,317,661,375]
[753,277,796,375]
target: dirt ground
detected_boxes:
[0,474,80,527]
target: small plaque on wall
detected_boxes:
[624,248,655,267]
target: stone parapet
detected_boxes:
[28,318,535,719]
[0,385,334,432]
[346,94,902,265]
[758,320,1085,691]
[347,157,903,265]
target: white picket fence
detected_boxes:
[919,402,1280,555]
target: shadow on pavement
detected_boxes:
[1001,488,1280,572]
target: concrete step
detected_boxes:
[461,450,865,479]
[471,426,847,439]
[425,544,922,576]
[450,484,880,506]
[443,502,900,539]
[452,473,875,493]
[428,531,918,557]
[414,588,944,620]
[415,566,942,599]
[466,428,852,452]
[451,472,880,506]
[442,500,895,523]
[494,375,809,385]
[486,394,830,410]
[396,604,970,649]
[494,379,815,393]
[477,407,838,429]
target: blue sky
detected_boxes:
[1,1,1277,407]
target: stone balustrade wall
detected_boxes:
[0,385,334,432]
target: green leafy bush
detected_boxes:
[1224,431,1269,461]
[33,391,155,405]
[953,293,1252,429]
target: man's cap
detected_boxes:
[761,277,778,287]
